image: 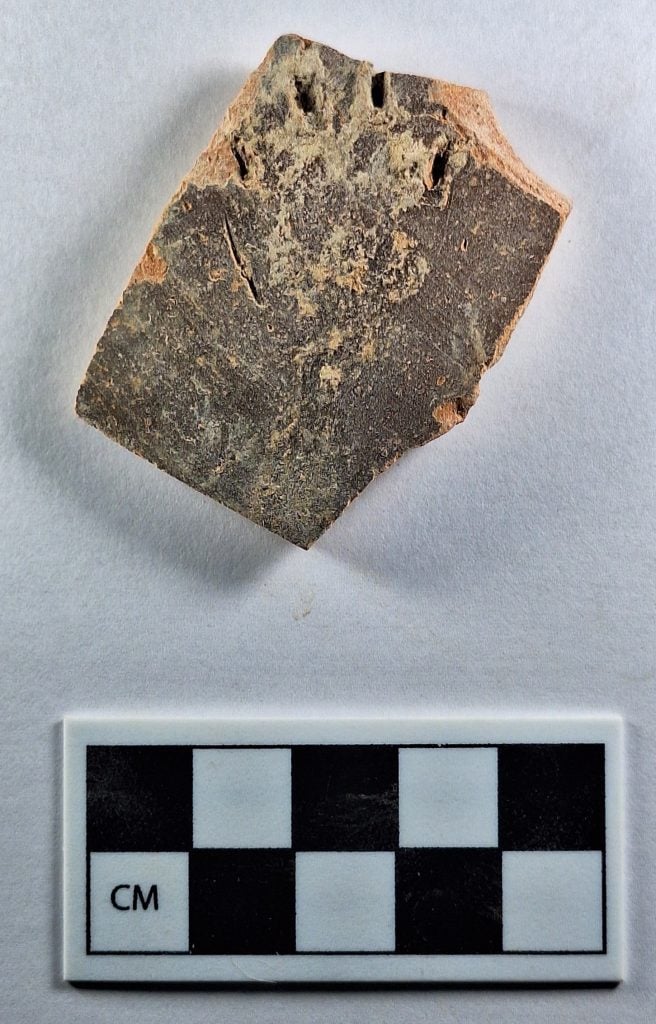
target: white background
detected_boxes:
[1,1,654,1021]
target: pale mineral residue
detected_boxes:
[319,364,342,390]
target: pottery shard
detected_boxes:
[77,34,570,547]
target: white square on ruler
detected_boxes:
[295,851,395,951]
[193,747,291,848]
[89,852,188,952]
[502,850,604,952]
[398,746,498,847]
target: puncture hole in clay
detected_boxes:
[371,72,386,108]
[294,77,317,114]
[231,139,249,179]
[428,149,449,189]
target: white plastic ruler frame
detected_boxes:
[63,716,623,984]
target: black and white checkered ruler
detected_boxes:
[63,717,623,984]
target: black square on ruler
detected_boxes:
[498,743,605,850]
[86,746,192,852]
[292,745,398,851]
[396,848,502,954]
[189,850,295,954]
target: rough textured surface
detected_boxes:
[76,34,570,547]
